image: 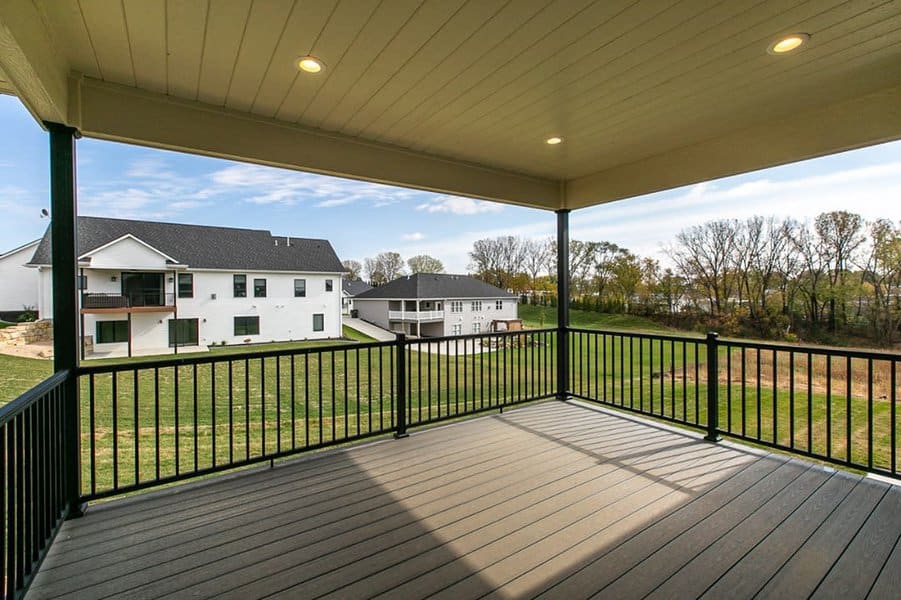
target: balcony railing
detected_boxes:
[387,310,444,321]
[81,292,175,310]
[1,325,899,598]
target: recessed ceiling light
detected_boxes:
[546,137,563,145]
[767,33,809,55]
[296,56,325,73]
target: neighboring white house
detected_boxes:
[28,216,344,357]
[0,239,41,319]
[342,279,373,316]
[353,273,518,337]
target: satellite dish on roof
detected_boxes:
[40,209,49,218]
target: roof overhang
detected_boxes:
[2,0,900,211]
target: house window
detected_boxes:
[471,301,482,312]
[177,273,193,298]
[450,301,463,313]
[452,324,462,336]
[325,279,333,292]
[168,318,199,347]
[313,313,324,332]
[77,275,87,290]
[472,322,481,334]
[234,316,260,336]
[233,274,247,297]
[254,278,267,298]
[96,320,128,344]
[294,279,306,297]
[496,300,503,310]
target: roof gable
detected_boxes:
[80,234,180,268]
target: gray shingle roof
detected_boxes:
[29,216,344,273]
[355,273,515,300]
[342,279,373,296]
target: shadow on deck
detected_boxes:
[27,401,901,599]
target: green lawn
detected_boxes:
[0,353,53,403]
[519,304,669,331]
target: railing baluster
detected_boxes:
[825,355,831,459]
[868,359,874,470]
[772,350,778,445]
[173,366,178,475]
[228,361,234,465]
[790,352,796,450]
[193,363,199,473]
[244,358,250,458]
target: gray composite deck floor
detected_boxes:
[27,400,901,599]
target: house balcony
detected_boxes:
[388,310,445,321]
[80,292,176,314]
[4,328,900,599]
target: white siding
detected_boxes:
[354,299,391,330]
[85,236,171,270]
[0,242,40,313]
[441,298,518,336]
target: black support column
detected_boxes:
[556,209,570,400]
[47,122,83,516]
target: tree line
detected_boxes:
[464,212,900,346]
[342,253,445,286]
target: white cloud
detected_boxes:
[402,232,425,241]
[209,163,420,208]
[416,196,504,215]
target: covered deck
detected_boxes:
[28,401,901,599]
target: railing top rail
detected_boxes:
[568,326,899,360]
[568,326,704,343]
[0,369,70,427]
[77,338,396,375]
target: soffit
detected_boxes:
[4,0,901,210]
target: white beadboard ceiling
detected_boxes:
[2,0,900,210]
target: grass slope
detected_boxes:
[518,304,668,331]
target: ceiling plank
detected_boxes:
[197,0,253,107]
[225,0,295,113]
[123,0,167,94]
[166,0,209,100]
[566,82,901,209]
[78,0,135,86]
[75,78,562,210]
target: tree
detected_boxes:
[364,252,405,285]
[468,236,527,290]
[672,219,739,316]
[407,254,444,274]
[521,238,553,283]
[815,211,866,332]
[342,259,362,280]
[863,219,901,345]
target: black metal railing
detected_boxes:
[0,370,77,600]
[568,328,900,478]
[404,329,557,428]
[74,329,557,500]
[81,292,175,309]
[76,340,397,500]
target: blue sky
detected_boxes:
[1,94,899,272]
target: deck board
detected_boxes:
[26,400,901,600]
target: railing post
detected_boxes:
[705,331,721,442]
[394,333,408,439]
[47,122,84,517]
[556,209,570,401]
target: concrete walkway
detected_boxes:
[343,318,397,342]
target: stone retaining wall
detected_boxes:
[0,319,53,347]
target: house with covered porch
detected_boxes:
[1,1,901,598]
[28,216,344,357]
[353,273,517,337]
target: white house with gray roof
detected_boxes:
[28,216,344,358]
[353,273,517,337]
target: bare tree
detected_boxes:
[863,219,901,344]
[521,238,552,283]
[407,254,444,274]
[342,259,362,280]
[469,236,527,289]
[364,252,406,285]
[672,220,739,316]
[815,211,866,332]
